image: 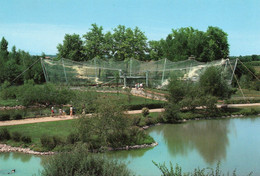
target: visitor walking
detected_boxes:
[59,109,62,116]
[51,107,54,117]
[70,106,73,116]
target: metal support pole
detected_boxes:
[130,58,132,77]
[40,58,48,83]
[230,58,238,84]
[94,58,97,78]
[146,71,149,87]
[62,58,68,84]
[161,58,167,84]
[124,74,127,87]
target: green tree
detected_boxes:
[112,25,148,61]
[83,24,106,60]
[0,37,9,83]
[57,33,84,61]
[202,26,229,61]
[199,66,232,99]
[148,40,164,60]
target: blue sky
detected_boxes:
[0,0,260,56]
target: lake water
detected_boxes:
[1,117,260,176]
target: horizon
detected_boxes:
[1,0,260,56]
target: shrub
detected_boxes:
[0,128,11,140]
[41,145,131,176]
[21,135,32,143]
[12,113,23,120]
[66,133,79,144]
[0,114,10,121]
[40,136,56,150]
[142,107,150,117]
[12,131,22,142]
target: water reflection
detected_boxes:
[0,152,32,162]
[107,147,153,159]
[152,119,232,164]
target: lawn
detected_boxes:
[231,89,260,98]
[0,120,76,147]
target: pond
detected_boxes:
[1,116,260,176]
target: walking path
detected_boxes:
[0,103,259,127]
[0,108,164,127]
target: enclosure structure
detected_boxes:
[41,57,237,88]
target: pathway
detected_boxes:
[0,108,165,127]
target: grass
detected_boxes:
[0,99,21,107]
[0,120,76,150]
[231,89,260,98]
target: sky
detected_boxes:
[0,0,260,56]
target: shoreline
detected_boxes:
[0,113,259,155]
[0,142,159,156]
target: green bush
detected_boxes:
[142,107,150,117]
[0,114,10,121]
[12,131,22,142]
[66,133,79,144]
[21,135,32,143]
[11,113,23,120]
[0,128,11,140]
[240,108,259,116]
[41,146,132,176]
[40,136,56,150]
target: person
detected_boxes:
[59,109,62,116]
[140,83,143,90]
[51,107,54,117]
[82,104,86,115]
[70,106,73,116]
[62,110,66,116]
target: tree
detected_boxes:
[83,24,106,60]
[0,37,9,83]
[57,33,84,61]
[112,25,148,61]
[199,66,232,99]
[202,26,229,61]
[159,26,229,62]
[148,40,164,60]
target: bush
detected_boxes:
[0,128,11,140]
[11,113,23,120]
[21,135,32,143]
[41,145,132,176]
[12,131,22,142]
[240,108,259,116]
[66,133,79,144]
[40,136,56,150]
[0,81,17,100]
[141,107,150,117]
[0,114,10,121]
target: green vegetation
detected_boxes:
[0,120,75,151]
[77,97,154,150]
[153,161,252,176]
[0,37,44,85]
[57,24,228,62]
[0,99,156,151]
[41,146,132,176]
[164,66,234,122]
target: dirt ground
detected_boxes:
[1,103,260,126]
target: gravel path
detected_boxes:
[0,104,259,127]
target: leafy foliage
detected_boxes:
[199,66,232,99]
[41,145,132,176]
[153,161,252,176]
[77,97,153,149]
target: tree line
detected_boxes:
[0,37,45,85]
[57,24,229,62]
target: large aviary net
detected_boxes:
[41,58,237,88]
